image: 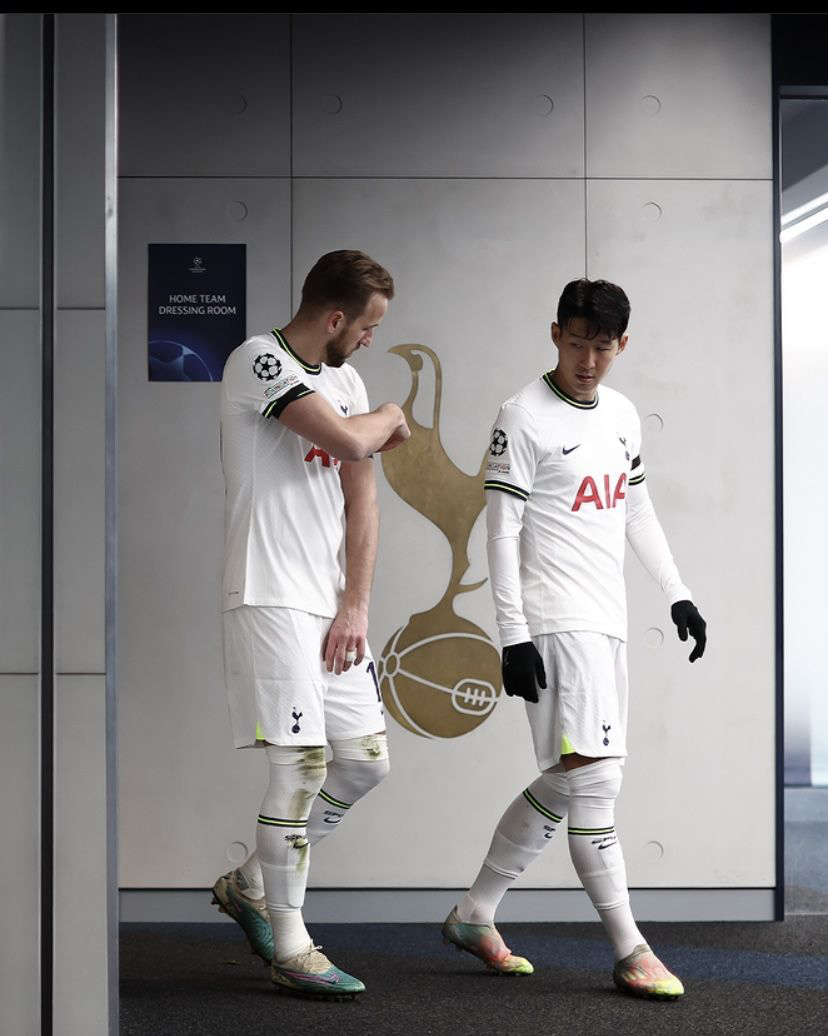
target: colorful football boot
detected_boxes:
[211,868,273,965]
[441,907,534,975]
[613,943,685,999]
[271,944,365,1000]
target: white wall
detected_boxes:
[117,14,775,906]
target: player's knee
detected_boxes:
[330,733,389,767]
[537,768,570,801]
[264,743,328,801]
[325,733,389,795]
[567,757,623,802]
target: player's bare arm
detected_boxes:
[279,391,409,462]
[322,457,380,675]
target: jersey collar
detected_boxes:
[271,328,322,376]
[542,371,599,410]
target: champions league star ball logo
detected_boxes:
[379,344,501,739]
[253,353,282,381]
[148,339,213,382]
[490,428,508,457]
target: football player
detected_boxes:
[215,251,409,999]
[443,278,706,1000]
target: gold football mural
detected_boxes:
[378,344,502,738]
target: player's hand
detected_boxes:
[671,600,707,662]
[502,642,546,704]
[323,603,368,675]
[376,405,411,453]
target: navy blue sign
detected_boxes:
[148,244,246,381]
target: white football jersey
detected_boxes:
[221,328,369,617]
[485,373,689,644]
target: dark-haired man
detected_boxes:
[214,250,410,999]
[442,278,706,999]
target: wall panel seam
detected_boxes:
[114,176,775,183]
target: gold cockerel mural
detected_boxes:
[377,344,502,739]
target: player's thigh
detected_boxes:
[324,648,386,744]
[525,632,627,767]
[224,605,328,747]
[552,631,627,758]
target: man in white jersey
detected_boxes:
[213,250,410,1000]
[442,278,706,1000]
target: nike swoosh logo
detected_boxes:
[562,444,581,455]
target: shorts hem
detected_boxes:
[536,748,628,770]
[326,720,387,743]
[234,734,327,749]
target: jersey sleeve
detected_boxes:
[628,407,646,489]
[484,402,539,647]
[224,338,315,420]
[625,409,692,605]
[483,402,539,502]
[487,493,531,647]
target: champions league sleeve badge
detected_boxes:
[490,428,508,456]
[253,353,282,381]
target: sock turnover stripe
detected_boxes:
[256,814,309,827]
[318,789,352,810]
[522,788,564,823]
[568,825,616,836]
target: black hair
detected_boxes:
[556,278,630,341]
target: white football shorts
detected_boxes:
[525,631,628,770]
[222,605,385,748]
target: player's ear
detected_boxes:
[551,322,561,346]
[616,333,629,355]
[327,309,347,334]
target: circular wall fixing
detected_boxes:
[640,94,662,117]
[643,413,664,435]
[322,93,344,114]
[644,627,664,648]
[232,95,248,115]
[531,94,555,116]
[225,201,249,223]
[643,840,665,861]
[642,202,663,223]
[226,841,248,865]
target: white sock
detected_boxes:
[566,758,644,961]
[239,736,390,911]
[256,744,326,962]
[457,770,570,924]
[306,734,390,845]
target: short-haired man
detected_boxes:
[442,278,706,999]
[214,250,410,999]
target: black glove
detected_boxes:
[502,642,547,703]
[671,600,707,662]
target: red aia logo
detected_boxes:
[304,446,340,468]
[572,473,627,512]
